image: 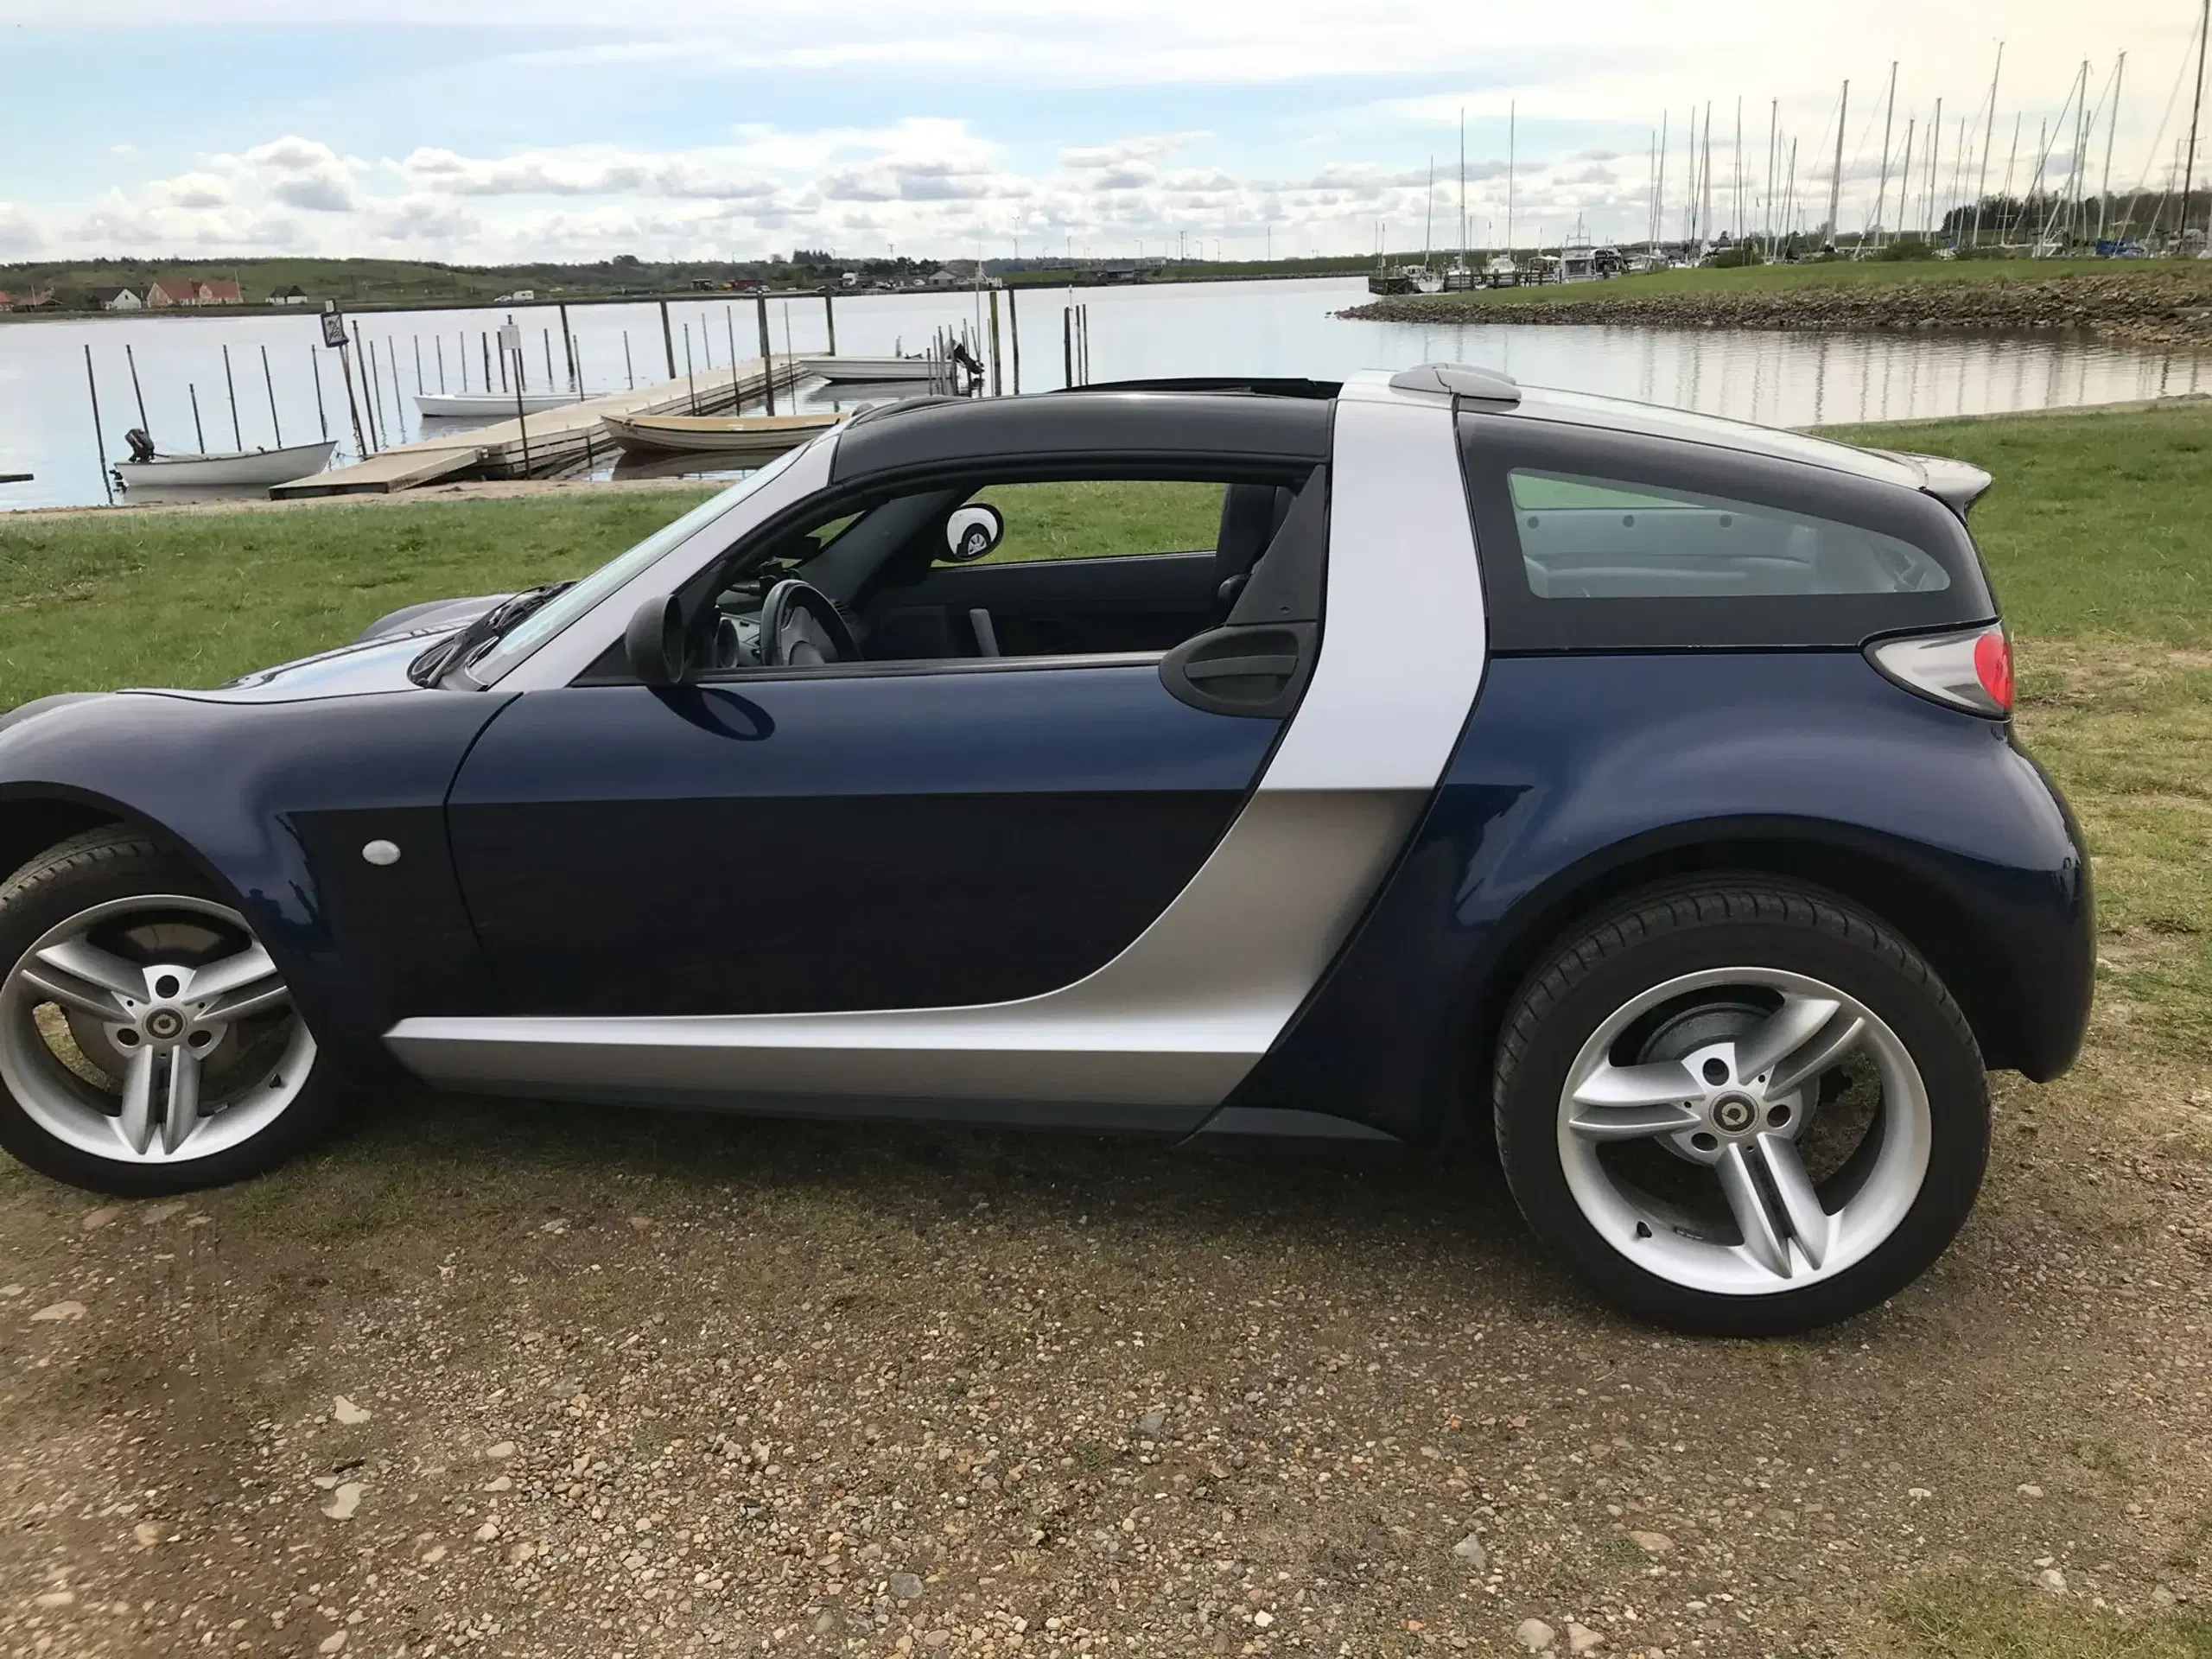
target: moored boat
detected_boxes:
[601,410,842,459]
[416,390,577,419]
[113,439,338,491]
[799,354,938,384]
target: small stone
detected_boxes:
[421,1545,448,1566]
[79,1206,119,1231]
[131,1522,160,1547]
[1253,1609,1276,1628]
[1452,1533,1490,1570]
[921,1633,950,1651]
[2037,1567,2067,1595]
[474,1521,500,1542]
[486,1441,517,1460]
[628,1215,654,1230]
[33,1590,75,1610]
[1626,1530,1673,1556]
[321,1482,364,1522]
[1907,1486,1933,1499]
[0,1284,21,1297]
[29,1300,85,1323]
[318,1632,347,1655]
[1516,1618,1557,1653]
[2152,1586,2177,1608]
[2018,1484,2044,1498]
[1137,1409,1166,1438]
[333,1397,372,1426]
[139,1201,186,1226]
[889,1572,924,1602]
[485,1475,512,1492]
[1567,1623,1604,1653]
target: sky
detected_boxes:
[0,1,2202,266]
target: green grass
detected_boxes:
[969,479,1222,563]
[1888,1580,2212,1658]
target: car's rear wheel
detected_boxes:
[1494,879,1988,1336]
[0,828,340,1197]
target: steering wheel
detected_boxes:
[756,578,860,668]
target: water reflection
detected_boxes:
[2,276,2204,510]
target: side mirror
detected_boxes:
[624,594,688,685]
[943,503,1004,563]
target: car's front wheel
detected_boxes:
[1494,879,1989,1336]
[0,828,340,1196]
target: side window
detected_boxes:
[1508,470,1951,601]
[945,480,1225,566]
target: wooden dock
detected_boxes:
[271,357,806,500]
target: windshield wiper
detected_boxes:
[407,581,575,688]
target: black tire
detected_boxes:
[0,827,344,1197]
[1493,877,1988,1336]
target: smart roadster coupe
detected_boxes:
[0,365,2092,1334]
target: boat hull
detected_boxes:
[800,355,938,384]
[114,440,339,490]
[601,412,842,459]
[417,391,577,418]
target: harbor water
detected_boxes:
[2,276,2207,512]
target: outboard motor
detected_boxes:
[124,429,156,464]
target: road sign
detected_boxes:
[320,307,347,349]
[497,324,521,354]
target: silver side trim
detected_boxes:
[386,789,1422,1107]
[389,395,1492,1116]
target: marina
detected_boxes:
[3,276,2209,511]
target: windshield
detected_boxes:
[464,443,811,685]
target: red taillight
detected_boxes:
[1865,624,2012,719]
[1972,628,2013,713]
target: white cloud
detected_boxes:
[0,203,43,257]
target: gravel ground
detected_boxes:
[0,1026,2207,1659]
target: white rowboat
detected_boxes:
[799,354,938,384]
[416,390,578,419]
[601,411,843,459]
[114,440,339,490]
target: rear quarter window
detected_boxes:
[1460,416,1994,652]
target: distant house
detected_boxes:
[268,283,309,306]
[146,276,244,308]
[88,286,143,311]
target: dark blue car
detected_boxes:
[0,365,2091,1334]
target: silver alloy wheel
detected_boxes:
[0,894,315,1166]
[1556,966,1932,1295]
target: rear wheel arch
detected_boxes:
[1462,826,2028,1112]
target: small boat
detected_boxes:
[416,390,577,419]
[799,354,938,384]
[601,410,842,459]
[113,439,338,491]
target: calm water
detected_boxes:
[2,276,2205,511]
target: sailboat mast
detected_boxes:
[1826,79,1849,247]
[1423,156,1434,270]
[1700,102,1713,251]
[1655,110,1669,255]
[1459,107,1468,271]
[1765,98,1779,251]
[2186,0,2211,247]
[1506,102,1516,257]
[1733,96,1744,244]
[2099,52,2126,241]
[1972,41,2004,247]
[1873,62,1898,251]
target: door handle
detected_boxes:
[1160,623,1316,718]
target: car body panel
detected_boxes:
[1224,650,2094,1141]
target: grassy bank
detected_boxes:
[1343,258,2212,348]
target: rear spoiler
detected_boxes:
[1879,449,1995,519]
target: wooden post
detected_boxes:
[659,298,677,378]
[435,337,446,395]
[190,384,207,452]
[363,340,384,450]
[726,307,741,410]
[221,343,244,449]
[558,302,575,390]
[385,337,403,438]
[414,334,424,395]
[337,342,369,458]
[512,340,533,476]
[755,291,776,415]
[83,345,113,505]
[683,323,696,413]
[260,344,283,446]
[823,288,837,354]
[1007,284,1020,392]
[1063,306,1073,388]
[623,330,635,390]
[542,327,556,395]
[124,343,153,443]
[309,346,329,440]
[572,334,586,402]
[988,288,1003,396]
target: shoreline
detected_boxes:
[1340,264,2212,350]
